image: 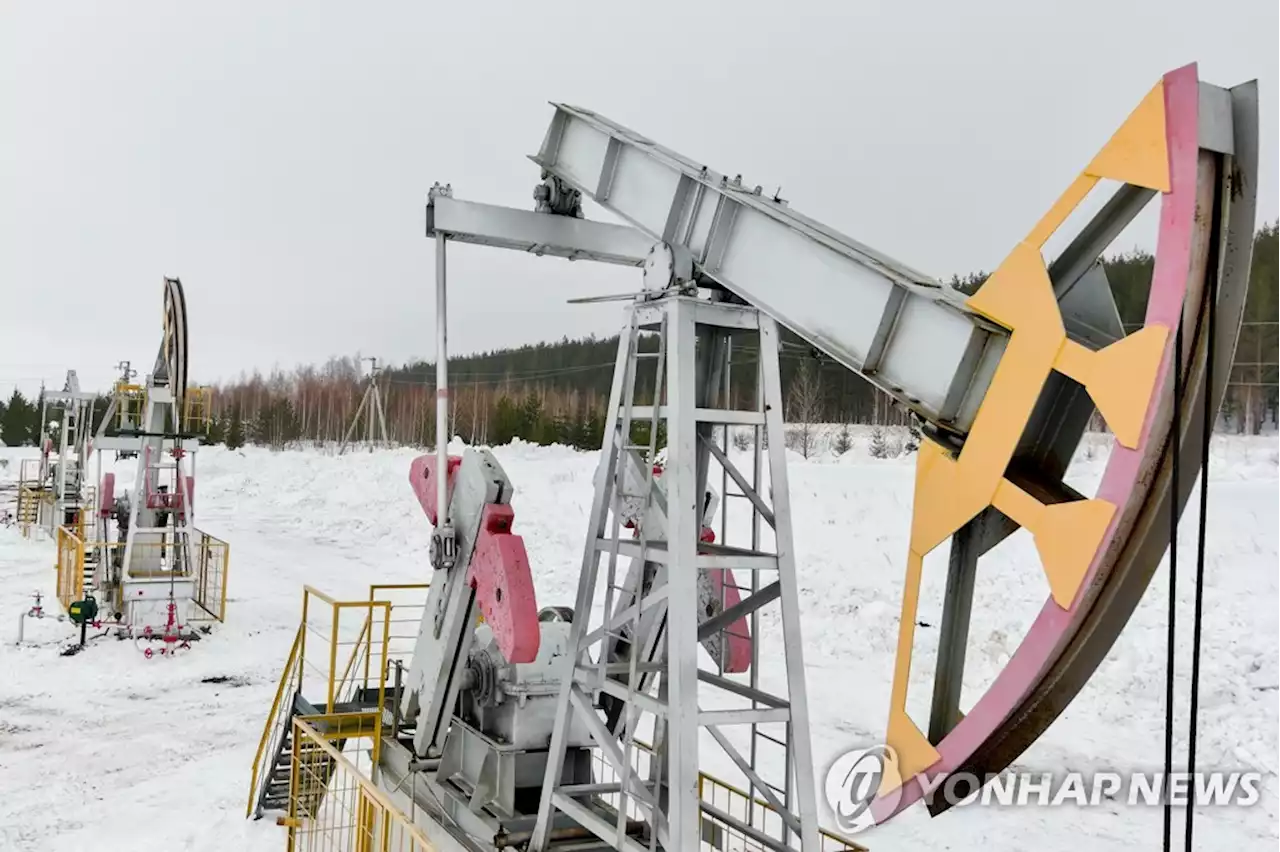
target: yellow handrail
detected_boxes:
[302,584,338,606]
[335,615,372,702]
[247,625,303,817]
[256,581,864,849]
[698,772,868,851]
[54,525,85,610]
[365,583,429,681]
[250,583,433,832]
[287,717,434,851]
[591,737,867,851]
[192,531,231,623]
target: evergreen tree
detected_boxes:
[581,408,604,450]
[868,426,887,459]
[248,397,302,449]
[1,390,35,447]
[564,406,587,449]
[225,406,246,450]
[205,415,226,445]
[833,423,853,455]
[248,411,267,446]
[518,395,543,442]
[552,411,575,446]
[491,396,521,446]
[534,414,559,446]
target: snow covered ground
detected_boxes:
[0,433,1275,851]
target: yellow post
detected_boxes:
[299,590,310,696]
[364,588,375,691]
[286,719,300,852]
[75,536,84,602]
[328,604,339,712]
[219,541,231,623]
[378,604,391,719]
[355,789,372,852]
[54,528,63,600]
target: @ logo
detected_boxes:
[824,744,901,834]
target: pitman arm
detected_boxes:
[401,449,541,757]
[407,453,540,664]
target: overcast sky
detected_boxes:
[2,1,1276,397]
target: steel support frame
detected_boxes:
[45,372,97,525]
[530,295,820,852]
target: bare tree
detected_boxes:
[785,360,824,459]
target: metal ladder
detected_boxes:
[600,307,668,850]
[710,342,797,837]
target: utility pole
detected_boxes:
[339,356,390,454]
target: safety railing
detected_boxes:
[183,386,213,431]
[59,497,90,542]
[355,584,430,695]
[114,381,146,429]
[53,530,230,621]
[18,457,42,486]
[22,481,94,541]
[256,581,858,851]
[82,484,97,525]
[699,774,867,852]
[55,525,85,609]
[17,483,57,537]
[589,743,866,851]
[249,626,304,818]
[248,584,430,821]
[17,486,50,539]
[192,531,231,622]
[93,538,196,579]
[299,586,394,714]
[285,715,433,852]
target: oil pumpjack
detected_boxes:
[82,278,228,637]
[33,371,98,532]
[248,64,1257,851]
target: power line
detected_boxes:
[381,361,620,387]
[369,350,840,392]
